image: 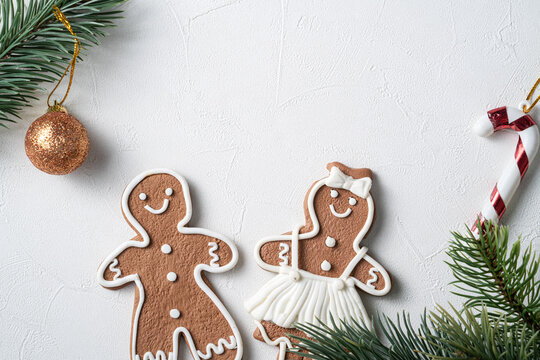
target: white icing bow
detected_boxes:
[325,167,372,198]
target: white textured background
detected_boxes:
[1,1,539,358]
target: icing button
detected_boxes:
[289,270,301,282]
[170,309,181,319]
[161,244,172,254]
[167,272,177,282]
[325,236,336,248]
[321,260,332,272]
[333,278,345,290]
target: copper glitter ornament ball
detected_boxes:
[25,111,90,175]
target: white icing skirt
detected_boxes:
[244,270,368,329]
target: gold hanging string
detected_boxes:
[47,5,81,111]
[522,77,540,113]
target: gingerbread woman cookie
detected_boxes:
[244,162,391,360]
[97,169,243,360]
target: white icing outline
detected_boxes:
[97,169,243,360]
[366,268,379,289]
[329,203,352,218]
[278,243,289,265]
[254,320,292,348]
[208,242,220,268]
[144,199,170,215]
[351,253,391,296]
[291,225,300,272]
[196,336,237,359]
[109,258,122,280]
[254,319,292,360]
[136,350,171,360]
[134,328,237,360]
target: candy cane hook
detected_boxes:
[472,106,539,233]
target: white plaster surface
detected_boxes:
[1,1,539,358]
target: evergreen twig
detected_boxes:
[0,0,128,127]
[290,312,450,360]
[288,223,540,359]
[447,222,540,331]
[291,307,539,360]
[430,304,539,359]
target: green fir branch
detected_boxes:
[0,0,128,127]
[288,312,449,360]
[430,305,539,359]
[377,310,450,359]
[447,222,540,331]
[290,316,388,360]
[290,307,539,360]
[288,223,540,359]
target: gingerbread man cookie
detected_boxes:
[97,169,243,360]
[244,162,391,360]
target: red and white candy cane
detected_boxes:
[471,106,539,233]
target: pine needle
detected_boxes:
[288,223,540,359]
[447,222,540,331]
[0,0,128,127]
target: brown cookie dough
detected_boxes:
[245,162,392,360]
[98,169,243,360]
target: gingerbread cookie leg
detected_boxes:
[195,335,238,360]
[132,274,241,360]
[253,321,308,360]
[133,289,188,359]
[187,278,241,360]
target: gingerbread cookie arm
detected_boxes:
[348,251,391,296]
[97,238,145,289]
[254,235,296,273]
[178,226,239,272]
[204,234,235,269]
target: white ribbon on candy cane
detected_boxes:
[472,106,539,233]
[325,167,372,198]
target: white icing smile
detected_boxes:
[144,199,170,214]
[329,204,352,218]
[140,188,173,215]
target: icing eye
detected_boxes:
[330,189,339,198]
[165,188,173,196]
[349,197,357,206]
[139,193,147,201]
